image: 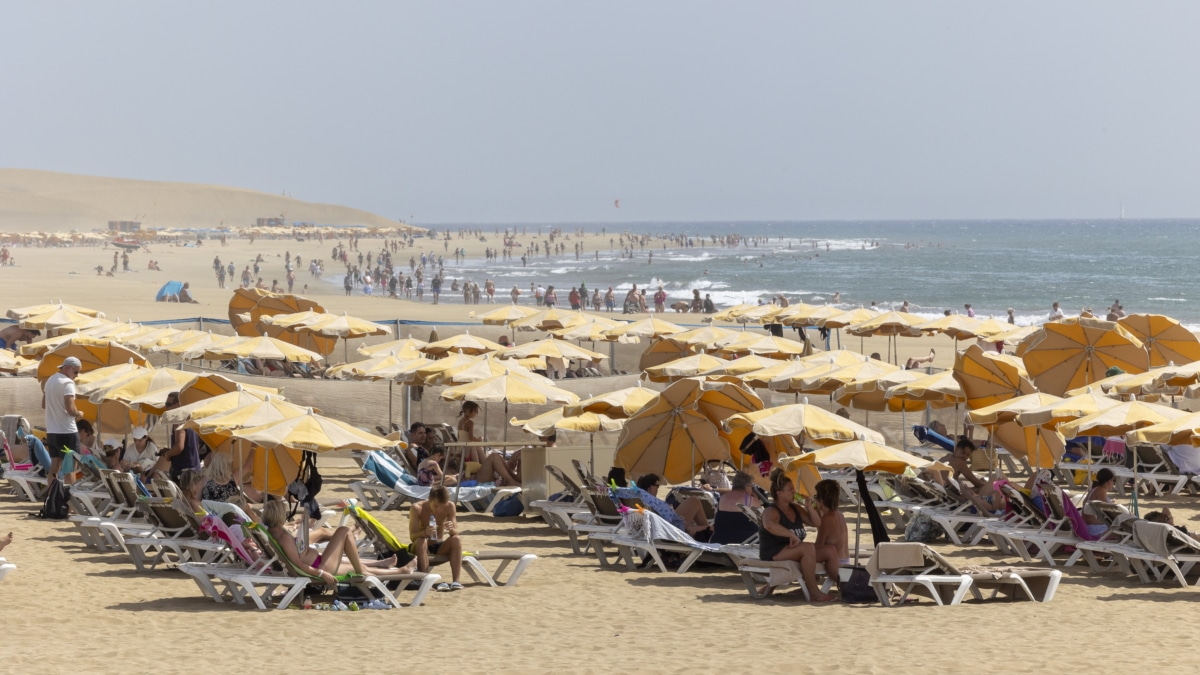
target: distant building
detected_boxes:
[107,220,142,232]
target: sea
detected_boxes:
[376,220,1200,329]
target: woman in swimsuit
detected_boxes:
[264,500,409,587]
[757,469,834,602]
[813,479,849,570]
[456,402,488,468]
[1082,468,1115,538]
[711,471,761,545]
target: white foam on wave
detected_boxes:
[1148,297,1187,302]
[661,251,715,262]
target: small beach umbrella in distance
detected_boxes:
[601,316,686,340]
[952,343,1036,409]
[7,301,104,320]
[1019,317,1149,396]
[420,331,503,357]
[1117,314,1200,368]
[201,335,324,364]
[358,336,429,359]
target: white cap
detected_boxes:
[61,356,82,369]
[131,426,148,439]
[103,438,120,448]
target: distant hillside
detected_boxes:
[0,169,416,233]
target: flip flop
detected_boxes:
[435,582,451,592]
[449,581,464,591]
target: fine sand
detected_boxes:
[0,208,1195,674]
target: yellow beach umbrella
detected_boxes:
[19,333,77,358]
[427,355,551,387]
[227,288,324,337]
[51,316,112,336]
[477,305,539,326]
[665,325,740,351]
[782,440,944,476]
[1154,360,1200,389]
[799,359,901,396]
[22,306,107,332]
[358,336,429,359]
[637,338,695,371]
[644,353,731,383]
[742,350,868,390]
[37,338,148,382]
[614,379,731,484]
[887,369,966,407]
[178,373,281,406]
[161,388,283,425]
[835,370,930,413]
[724,403,885,445]
[326,352,432,380]
[421,331,504,357]
[496,338,606,363]
[8,301,103,320]
[818,308,877,330]
[185,395,313,447]
[1105,367,1181,398]
[156,331,239,358]
[550,319,638,344]
[258,321,338,358]
[564,384,659,419]
[713,333,810,359]
[440,371,579,406]
[781,304,844,328]
[86,367,198,407]
[846,311,926,337]
[0,350,33,374]
[711,303,759,322]
[229,408,391,453]
[1057,400,1188,439]
[1014,390,1121,428]
[951,343,1035,409]
[509,307,590,332]
[992,422,1065,470]
[121,326,183,351]
[967,392,1064,426]
[1019,317,1149,396]
[732,304,785,326]
[602,316,685,340]
[701,354,786,377]
[1118,313,1200,368]
[1127,412,1200,447]
[202,335,324,364]
[774,303,817,325]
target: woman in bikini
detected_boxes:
[1082,468,1116,538]
[757,469,835,602]
[263,500,410,587]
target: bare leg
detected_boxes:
[675,497,710,532]
[436,535,462,583]
[414,538,431,573]
[0,532,11,553]
[318,526,365,575]
[477,454,520,486]
[774,542,834,602]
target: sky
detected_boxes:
[3,1,1200,223]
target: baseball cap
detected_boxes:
[131,426,148,439]
[61,356,82,369]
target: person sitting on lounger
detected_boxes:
[1082,468,1116,538]
[471,450,521,487]
[934,437,1005,515]
[265,500,409,588]
[711,471,761,545]
[621,473,713,540]
[417,446,457,486]
[178,468,210,515]
[409,486,464,592]
[758,468,835,602]
[813,479,849,565]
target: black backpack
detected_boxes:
[37,477,70,520]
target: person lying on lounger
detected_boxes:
[264,500,411,587]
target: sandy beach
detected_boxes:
[2,177,1198,674]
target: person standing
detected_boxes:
[156,392,202,482]
[43,356,84,481]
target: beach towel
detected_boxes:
[913,425,954,451]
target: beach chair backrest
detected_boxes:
[145,498,195,536]
[571,459,598,487]
[545,465,581,497]
[582,487,623,523]
[111,472,142,509]
[246,523,319,580]
[737,502,763,528]
[345,504,406,557]
[1132,444,1171,474]
[152,479,185,502]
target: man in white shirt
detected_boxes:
[1048,302,1064,321]
[42,356,84,480]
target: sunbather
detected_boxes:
[813,479,849,568]
[934,438,1006,515]
[1145,508,1193,537]
[711,471,760,545]
[471,451,521,487]
[178,469,209,515]
[264,500,410,587]
[409,486,464,591]
[417,447,458,486]
[905,349,935,370]
[624,474,712,540]
[455,401,488,467]
[1082,468,1115,538]
[758,469,835,602]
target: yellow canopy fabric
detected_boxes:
[992,422,1064,470]
[818,308,877,330]
[86,367,198,407]
[185,396,314,452]
[20,306,106,331]
[37,338,148,382]
[509,307,590,332]
[724,403,885,445]
[258,321,338,357]
[425,356,550,387]
[732,304,785,325]
[951,344,1035,409]
[326,353,433,380]
[439,372,580,405]
[227,288,324,337]
[230,409,392,453]
[710,303,759,322]
[497,338,606,363]
[156,331,238,358]
[614,379,732,484]
[509,408,625,436]
[886,369,965,407]
[1019,317,1149,396]
[358,336,429,359]
[564,385,659,418]
[1057,400,1188,439]
[202,335,324,364]
[121,326,184,351]
[177,373,280,406]
[1014,391,1122,429]
[835,370,928,412]
[0,350,33,374]
[420,332,504,356]
[637,338,695,372]
[1127,412,1200,447]
[602,317,685,340]
[1117,313,1200,368]
[780,304,843,328]
[742,350,868,390]
[644,353,731,383]
[845,311,926,337]
[700,354,786,377]
[967,392,1064,426]
[712,334,810,359]
[164,389,288,425]
[799,359,901,396]
[8,301,103,320]
[280,311,391,340]
[781,440,945,475]
[478,305,539,326]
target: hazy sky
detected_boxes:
[4,2,1200,223]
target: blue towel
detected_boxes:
[912,425,954,451]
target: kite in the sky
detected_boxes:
[614,199,620,208]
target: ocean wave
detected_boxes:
[1148,297,1187,302]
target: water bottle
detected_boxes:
[429,514,437,539]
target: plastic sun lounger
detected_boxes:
[868,542,1062,606]
[0,557,15,583]
[350,450,518,513]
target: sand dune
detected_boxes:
[0,169,411,233]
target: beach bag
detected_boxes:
[37,477,70,520]
[491,494,524,517]
[903,512,943,543]
[839,566,878,604]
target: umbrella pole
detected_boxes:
[854,494,862,563]
[388,381,393,431]
[901,408,906,452]
[589,433,595,474]
[503,401,508,442]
